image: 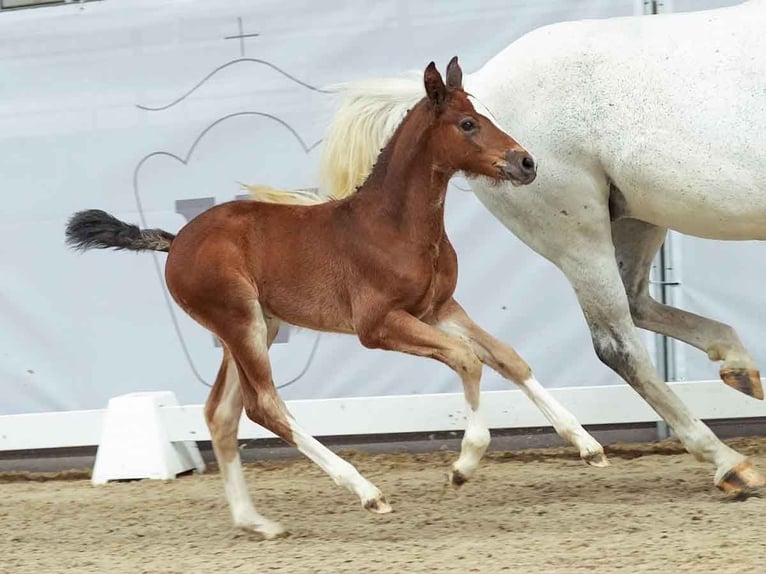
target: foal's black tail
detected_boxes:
[65,209,176,253]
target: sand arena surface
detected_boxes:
[2,436,766,573]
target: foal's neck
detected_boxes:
[350,101,453,243]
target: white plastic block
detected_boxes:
[92,391,205,484]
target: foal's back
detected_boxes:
[165,199,359,333]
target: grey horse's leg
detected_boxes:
[473,174,763,494]
[612,218,762,399]
[560,228,763,493]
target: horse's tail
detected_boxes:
[239,183,328,206]
[319,76,423,200]
[65,209,175,253]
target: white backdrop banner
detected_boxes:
[1,0,664,415]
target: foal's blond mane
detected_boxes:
[244,77,424,206]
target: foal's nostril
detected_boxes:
[521,155,535,172]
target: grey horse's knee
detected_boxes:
[589,325,640,380]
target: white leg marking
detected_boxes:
[520,376,605,464]
[249,301,390,511]
[290,419,391,513]
[207,352,285,538]
[452,406,491,480]
[222,454,285,539]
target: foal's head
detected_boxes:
[422,57,536,186]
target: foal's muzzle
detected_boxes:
[501,150,537,185]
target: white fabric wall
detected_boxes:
[669,0,743,12]
[6,0,721,416]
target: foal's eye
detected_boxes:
[460,119,476,132]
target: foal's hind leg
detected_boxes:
[223,301,391,515]
[434,299,607,467]
[357,309,488,486]
[204,347,285,539]
[613,218,763,399]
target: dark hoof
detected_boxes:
[449,469,468,488]
[720,367,763,399]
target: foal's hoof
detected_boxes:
[582,450,610,468]
[363,495,392,514]
[715,461,765,497]
[448,469,469,488]
[720,367,764,400]
[239,520,288,540]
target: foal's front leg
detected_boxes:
[434,298,608,467]
[357,309,490,485]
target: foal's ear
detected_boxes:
[424,61,447,107]
[446,56,462,89]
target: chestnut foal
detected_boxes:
[67,59,570,538]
